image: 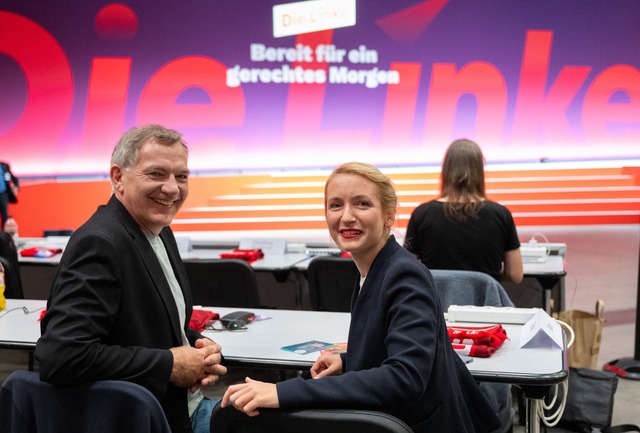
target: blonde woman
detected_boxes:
[222,162,500,433]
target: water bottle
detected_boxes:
[4,216,18,241]
[0,260,5,310]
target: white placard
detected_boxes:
[175,236,192,253]
[520,309,563,350]
[273,0,356,38]
[239,238,287,255]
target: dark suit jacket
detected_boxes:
[36,195,202,433]
[0,161,18,203]
[277,236,500,433]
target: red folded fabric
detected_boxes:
[452,343,496,358]
[219,249,264,263]
[20,247,63,258]
[447,324,508,358]
[189,309,220,332]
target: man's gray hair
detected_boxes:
[111,124,187,170]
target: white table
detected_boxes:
[181,249,310,272]
[203,306,565,381]
[203,306,567,433]
[15,239,311,301]
[523,255,567,313]
[1,300,566,433]
[203,306,348,369]
[297,253,568,314]
[17,241,311,273]
[0,299,45,352]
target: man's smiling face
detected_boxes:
[111,139,189,235]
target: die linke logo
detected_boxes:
[273,0,356,38]
[1,0,638,164]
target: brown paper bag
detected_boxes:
[554,300,604,369]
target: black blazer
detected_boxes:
[277,237,500,433]
[0,161,18,203]
[36,195,202,433]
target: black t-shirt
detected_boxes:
[404,200,520,281]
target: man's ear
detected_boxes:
[110,165,124,193]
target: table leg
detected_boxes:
[544,289,552,315]
[536,275,564,315]
[525,398,541,433]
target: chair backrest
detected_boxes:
[183,258,260,308]
[306,256,359,312]
[0,370,171,433]
[210,401,414,433]
[430,269,515,310]
[431,269,515,433]
[0,232,23,298]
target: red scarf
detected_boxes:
[447,324,508,358]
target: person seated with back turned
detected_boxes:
[0,160,19,230]
[404,138,523,284]
[35,124,227,433]
[221,162,501,433]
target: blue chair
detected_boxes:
[431,269,515,433]
[0,370,171,433]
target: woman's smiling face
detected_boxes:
[325,173,394,265]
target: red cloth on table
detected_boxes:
[189,309,219,332]
[20,247,63,258]
[447,324,508,358]
[219,249,264,263]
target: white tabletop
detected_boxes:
[296,254,567,277]
[201,306,567,386]
[522,255,566,276]
[1,300,566,387]
[17,241,311,272]
[17,236,566,278]
[0,299,46,348]
[181,250,310,271]
[202,306,349,368]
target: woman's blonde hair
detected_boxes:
[325,162,398,217]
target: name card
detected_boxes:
[239,238,287,255]
[520,309,564,350]
[175,236,192,253]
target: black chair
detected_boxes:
[210,400,414,433]
[0,370,172,433]
[306,256,359,312]
[183,258,260,308]
[0,232,23,299]
[43,229,74,236]
[0,256,23,299]
[430,269,515,433]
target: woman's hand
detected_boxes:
[221,377,279,416]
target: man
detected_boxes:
[0,161,19,229]
[36,125,226,433]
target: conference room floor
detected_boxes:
[1,224,638,428]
